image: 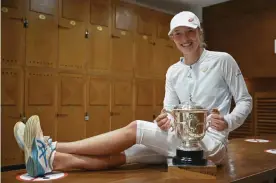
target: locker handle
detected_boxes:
[85,30,89,38]
[23,18,28,28]
[56,113,69,117]
[84,112,89,121]
[110,112,120,116]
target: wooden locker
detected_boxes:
[156,12,172,41]
[170,46,182,65]
[58,0,89,71]
[1,68,24,166]
[135,7,156,78]
[61,0,89,21]
[153,12,174,77]
[87,0,110,73]
[1,0,25,68]
[111,1,135,76]
[57,73,86,142]
[86,77,110,137]
[110,78,133,130]
[26,0,58,68]
[135,35,154,77]
[154,79,166,117]
[25,69,57,140]
[136,7,155,36]
[112,1,135,32]
[135,79,154,122]
[153,39,174,78]
[90,0,110,27]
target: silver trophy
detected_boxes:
[171,101,209,166]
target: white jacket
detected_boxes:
[163,49,252,133]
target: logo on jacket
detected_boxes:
[200,67,208,73]
[236,69,242,77]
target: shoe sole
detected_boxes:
[14,121,25,151]
[24,115,45,177]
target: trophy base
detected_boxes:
[172,149,206,166]
[167,158,217,178]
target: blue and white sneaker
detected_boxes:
[14,121,57,152]
[24,115,56,177]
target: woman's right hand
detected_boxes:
[155,112,173,131]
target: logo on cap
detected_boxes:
[188,18,194,22]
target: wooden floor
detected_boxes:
[2,136,276,183]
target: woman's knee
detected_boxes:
[126,120,138,132]
[124,120,138,140]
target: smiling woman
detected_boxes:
[12,10,252,179]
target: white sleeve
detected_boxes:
[220,53,253,132]
[163,68,180,112]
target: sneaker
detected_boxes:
[14,121,25,150]
[14,121,57,151]
[24,115,56,177]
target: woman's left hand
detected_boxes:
[210,114,228,131]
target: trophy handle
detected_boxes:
[205,119,211,132]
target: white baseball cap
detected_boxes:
[168,11,201,36]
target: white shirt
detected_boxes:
[164,49,252,133]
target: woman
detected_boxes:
[14,11,252,177]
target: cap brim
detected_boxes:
[168,23,198,36]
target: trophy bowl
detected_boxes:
[171,101,209,166]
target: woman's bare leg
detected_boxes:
[53,152,126,170]
[56,121,137,156]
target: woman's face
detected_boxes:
[170,26,201,55]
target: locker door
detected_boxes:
[170,46,182,65]
[58,0,89,71]
[87,0,110,73]
[111,1,135,76]
[154,79,165,117]
[86,77,110,137]
[135,79,154,122]
[135,35,154,77]
[1,68,24,166]
[135,7,155,78]
[111,78,133,130]
[153,39,173,78]
[156,12,172,41]
[26,0,58,68]
[57,74,86,142]
[1,0,25,67]
[25,69,57,139]
[90,0,109,27]
[136,7,155,37]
